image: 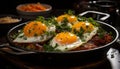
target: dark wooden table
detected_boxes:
[0,50,113,69]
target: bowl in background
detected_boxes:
[16,3,52,16]
[0,14,22,36]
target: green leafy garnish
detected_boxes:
[56,17,72,32]
[64,10,75,15]
[36,16,45,23]
[77,16,100,27]
[77,16,87,22]
[12,29,23,39]
[45,16,57,26]
[43,43,60,52]
[97,27,106,38]
[45,31,56,36]
[87,17,100,27]
[73,27,84,38]
[43,44,55,52]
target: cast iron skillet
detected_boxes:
[1,11,120,65]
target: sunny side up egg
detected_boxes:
[50,32,83,51]
[50,22,98,51]
[72,21,98,42]
[54,14,78,32]
[13,21,56,43]
[56,14,78,24]
[55,14,78,27]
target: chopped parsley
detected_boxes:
[43,43,60,52]
[87,17,100,27]
[18,35,24,38]
[73,27,85,38]
[36,16,45,23]
[45,31,56,36]
[97,27,106,38]
[23,37,27,40]
[64,10,75,15]
[56,18,72,32]
[12,29,23,39]
[77,16,100,27]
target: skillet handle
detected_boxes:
[0,43,35,55]
[79,11,110,21]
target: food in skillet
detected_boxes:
[13,20,56,43]
[54,11,78,33]
[50,22,98,51]
[11,11,113,52]
[56,14,78,23]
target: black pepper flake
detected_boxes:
[28,30,31,34]
[18,35,24,38]
[34,33,38,36]
[86,25,89,28]
[34,22,38,25]
[23,37,27,40]
[65,47,68,50]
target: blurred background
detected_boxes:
[0,0,77,14]
[0,0,119,13]
[0,0,119,26]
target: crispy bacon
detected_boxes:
[91,34,112,46]
[71,33,112,51]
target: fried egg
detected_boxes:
[72,21,98,43]
[72,21,94,33]
[13,21,56,43]
[56,14,78,24]
[50,32,83,51]
[54,14,78,32]
[50,22,98,51]
[55,14,78,28]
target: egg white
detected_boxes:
[50,36,82,51]
[13,25,56,43]
[50,27,98,51]
[82,27,98,43]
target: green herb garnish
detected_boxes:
[73,27,84,38]
[77,16,100,27]
[36,16,45,23]
[97,27,106,38]
[64,10,75,15]
[43,43,60,52]
[56,17,72,32]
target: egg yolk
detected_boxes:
[23,21,47,37]
[72,22,94,33]
[55,32,77,45]
[56,14,69,22]
[56,14,77,23]
[67,15,77,23]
